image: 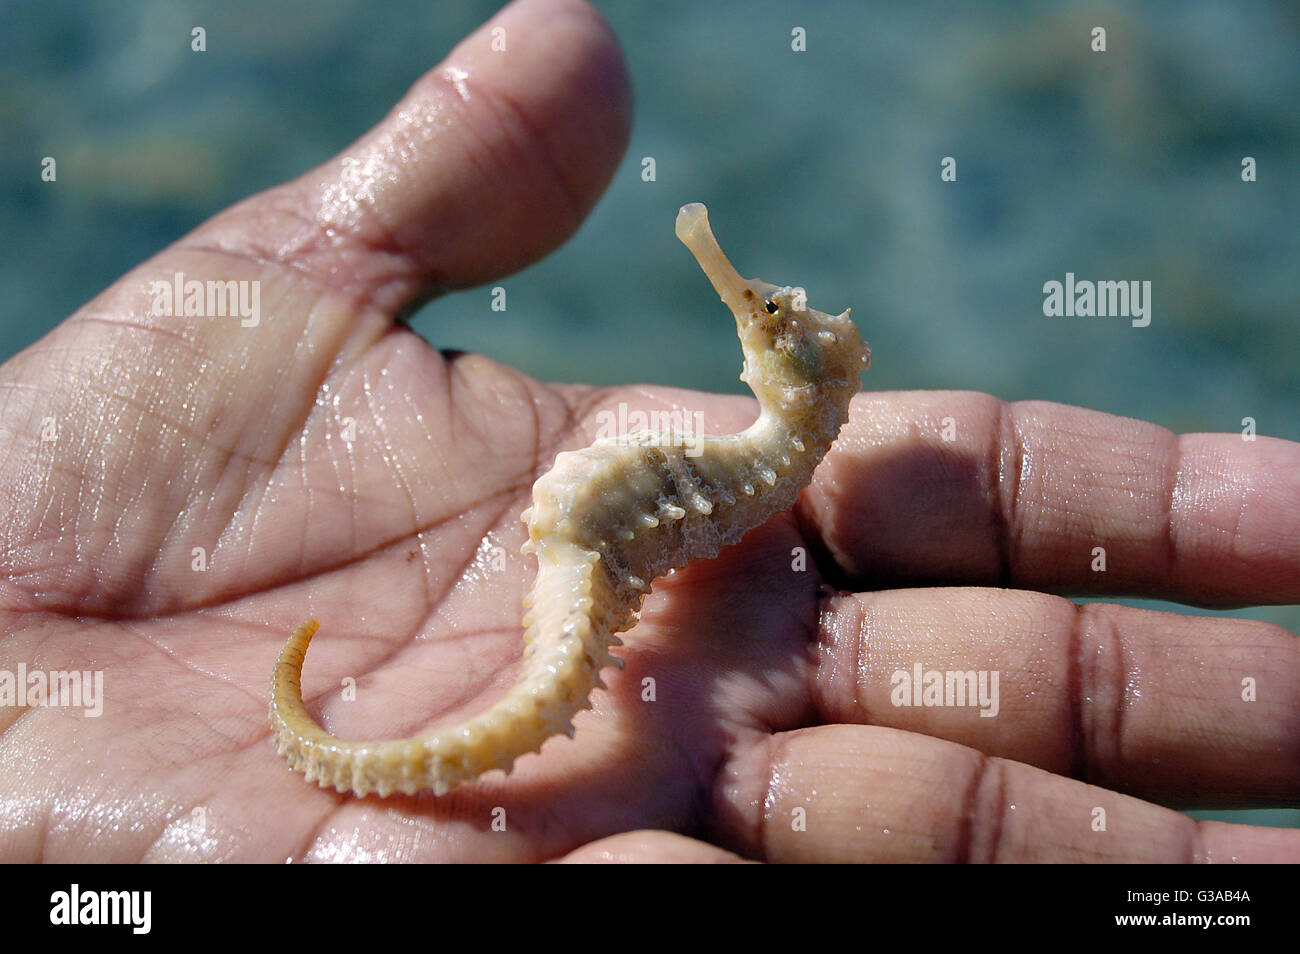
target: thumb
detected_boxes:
[183,0,633,314]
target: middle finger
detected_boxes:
[812,586,1299,808]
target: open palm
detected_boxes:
[2,0,1296,863]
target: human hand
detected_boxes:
[1,0,1295,863]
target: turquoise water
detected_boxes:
[2,1,1296,829]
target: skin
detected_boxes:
[0,0,1296,863]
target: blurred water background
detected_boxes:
[2,0,1296,828]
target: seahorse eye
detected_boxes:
[764,299,779,315]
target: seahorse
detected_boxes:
[269,203,871,797]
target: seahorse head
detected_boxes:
[676,203,869,412]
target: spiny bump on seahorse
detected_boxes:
[269,202,870,797]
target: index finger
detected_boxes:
[799,391,1300,606]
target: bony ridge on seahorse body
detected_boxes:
[270,202,870,797]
